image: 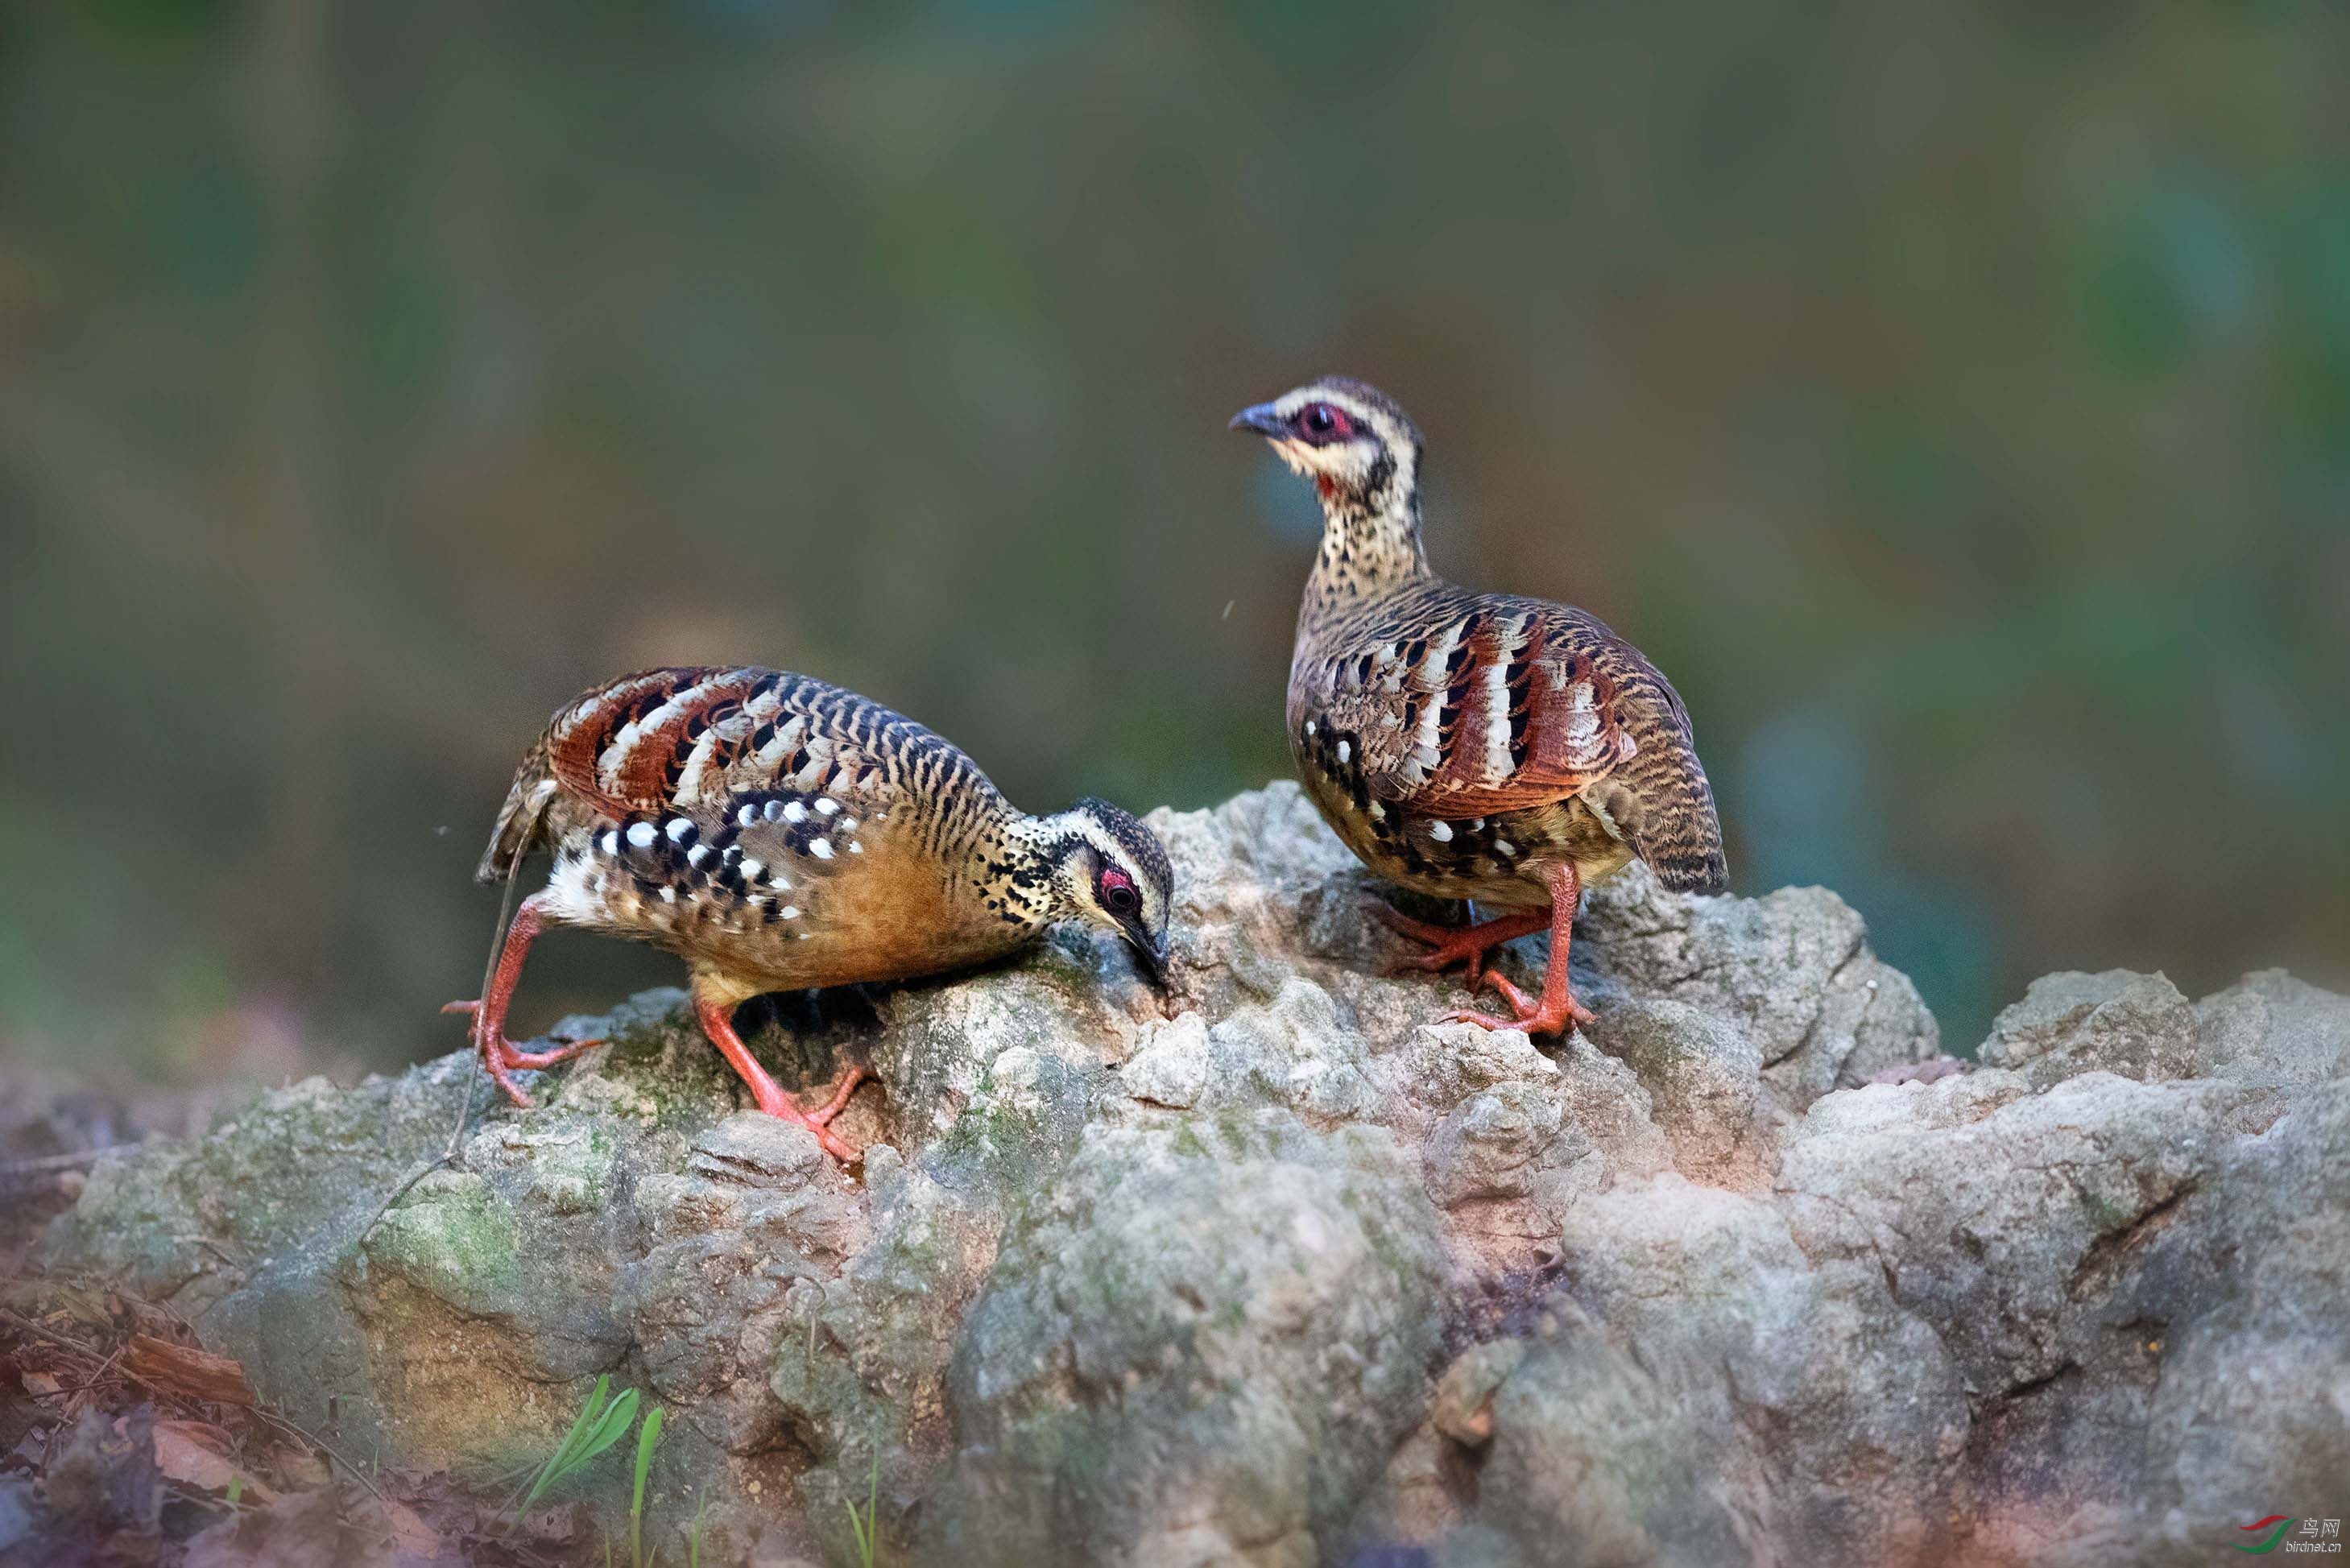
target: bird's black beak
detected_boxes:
[1229,403,1286,438]
[1124,932,1169,991]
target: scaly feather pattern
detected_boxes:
[452,665,1173,1159]
[1235,375,1724,1035]
[477,666,1138,991]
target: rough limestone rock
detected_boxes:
[35,783,2350,1566]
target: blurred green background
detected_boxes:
[4,0,2346,1089]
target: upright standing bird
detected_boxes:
[450,666,1173,1160]
[1231,378,1726,1036]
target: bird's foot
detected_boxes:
[753,1094,858,1163]
[1361,896,1465,951]
[801,1065,869,1129]
[693,994,859,1164]
[1440,971,1595,1038]
[1363,899,1545,989]
[443,999,602,1108]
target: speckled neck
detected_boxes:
[987,813,1075,929]
[1301,449,1431,625]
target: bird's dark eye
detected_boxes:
[1297,402,1351,441]
[1098,866,1141,917]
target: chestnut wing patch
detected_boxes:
[1405,612,1634,818]
[1298,610,1624,811]
[541,666,910,825]
[544,668,730,821]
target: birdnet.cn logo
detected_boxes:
[2235,1516,2342,1554]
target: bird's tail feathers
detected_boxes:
[476,744,559,886]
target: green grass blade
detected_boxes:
[842,1448,880,1568]
[522,1374,614,1510]
[585,1388,640,1458]
[844,1500,870,1566]
[565,1376,613,1463]
[631,1406,663,1568]
[522,1378,650,1512]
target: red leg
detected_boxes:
[1366,897,1548,988]
[444,893,601,1109]
[694,995,858,1164]
[1442,863,1596,1037]
[802,1065,870,1128]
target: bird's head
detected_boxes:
[1229,375,1423,518]
[1034,798,1174,985]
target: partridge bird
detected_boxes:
[449,666,1173,1160]
[1231,378,1726,1036]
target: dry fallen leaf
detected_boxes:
[370,1496,443,1558]
[152,1417,270,1499]
[273,1442,333,1489]
[122,1333,254,1407]
[183,1487,354,1568]
[1,1278,114,1331]
[516,1501,582,1544]
[112,1292,188,1347]
[21,1369,61,1396]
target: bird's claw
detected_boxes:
[445,999,599,1073]
[792,1113,859,1164]
[1443,970,1595,1036]
[801,1065,869,1129]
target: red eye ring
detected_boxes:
[1296,402,1353,441]
[1098,866,1141,916]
